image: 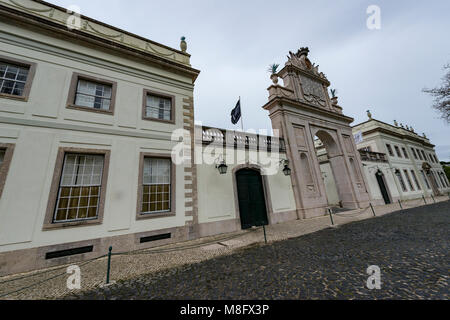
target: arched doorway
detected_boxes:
[235,168,269,229]
[314,130,361,209]
[375,170,391,204]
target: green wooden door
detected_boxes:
[236,169,269,229]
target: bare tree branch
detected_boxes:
[423,64,450,124]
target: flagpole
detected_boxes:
[239,96,244,132]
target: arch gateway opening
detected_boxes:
[262,47,370,219]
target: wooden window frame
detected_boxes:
[136,152,176,220]
[142,89,176,124]
[0,143,15,198]
[43,147,110,230]
[0,55,36,102]
[66,73,117,115]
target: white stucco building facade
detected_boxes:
[0,0,448,276]
[352,115,449,202]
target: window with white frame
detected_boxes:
[403,169,414,191]
[53,154,104,222]
[145,94,172,121]
[74,79,112,111]
[432,171,441,188]
[402,148,409,159]
[394,146,402,158]
[421,150,427,161]
[386,144,394,156]
[0,62,29,96]
[417,149,423,160]
[438,172,447,188]
[141,157,171,214]
[411,148,418,159]
[395,170,407,192]
[410,170,421,190]
[441,172,449,188]
[420,170,431,189]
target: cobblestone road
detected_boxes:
[65,201,449,300]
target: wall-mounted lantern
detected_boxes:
[216,160,228,175]
[280,159,292,176]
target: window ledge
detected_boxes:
[67,104,114,115]
[142,116,175,125]
[136,212,176,220]
[0,93,28,102]
[42,219,102,231]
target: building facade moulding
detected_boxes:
[0,0,200,83]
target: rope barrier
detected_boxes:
[112,227,261,257]
[0,227,261,292]
[0,254,107,299]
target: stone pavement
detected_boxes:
[0,196,448,299]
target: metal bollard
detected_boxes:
[263,224,268,244]
[370,203,376,217]
[398,200,403,210]
[431,194,436,203]
[422,195,427,204]
[328,208,334,226]
[106,246,112,284]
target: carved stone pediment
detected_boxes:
[286,47,328,81]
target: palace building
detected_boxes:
[0,0,448,276]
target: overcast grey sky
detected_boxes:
[50,0,450,160]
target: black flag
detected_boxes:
[231,99,241,125]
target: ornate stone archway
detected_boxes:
[262,47,370,219]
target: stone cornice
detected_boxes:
[354,119,434,148]
[0,0,200,82]
[262,96,354,124]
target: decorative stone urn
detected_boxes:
[270,73,279,85]
[180,36,187,52]
[331,96,338,106]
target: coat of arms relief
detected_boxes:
[286,48,329,108]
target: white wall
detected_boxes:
[0,22,194,252]
[196,146,296,227]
